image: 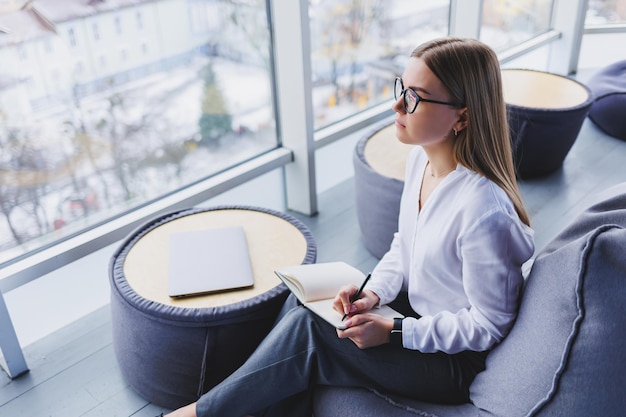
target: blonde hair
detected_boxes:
[411,37,530,226]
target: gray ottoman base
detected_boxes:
[109,206,317,409]
[353,128,404,259]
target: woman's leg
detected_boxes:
[195,305,485,417]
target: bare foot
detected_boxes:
[164,402,197,417]
[163,402,254,417]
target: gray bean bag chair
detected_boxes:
[314,182,626,416]
[587,60,626,141]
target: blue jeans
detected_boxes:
[196,295,487,417]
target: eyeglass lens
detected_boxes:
[394,78,418,114]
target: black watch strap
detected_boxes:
[390,317,403,347]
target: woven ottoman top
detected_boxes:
[363,124,414,181]
[122,207,311,309]
[502,69,590,109]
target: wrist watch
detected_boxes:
[390,317,403,346]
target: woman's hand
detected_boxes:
[336,314,394,349]
[333,286,390,349]
[333,287,380,318]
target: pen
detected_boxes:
[341,272,372,321]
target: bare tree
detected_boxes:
[314,0,385,104]
[95,87,147,201]
[0,125,53,246]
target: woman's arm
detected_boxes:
[404,209,534,353]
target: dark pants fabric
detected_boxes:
[195,294,488,417]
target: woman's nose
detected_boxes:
[392,95,405,113]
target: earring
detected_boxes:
[453,129,458,137]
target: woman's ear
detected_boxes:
[455,107,469,133]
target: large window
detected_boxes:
[480,0,554,52]
[0,0,598,274]
[0,0,277,265]
[308,0,450,130]
[0,0,604,370]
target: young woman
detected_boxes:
[164,37,534,417]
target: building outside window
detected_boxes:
[0,0,277,266]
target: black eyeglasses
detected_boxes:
[394,77,460,114]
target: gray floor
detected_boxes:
[1,116,626,416]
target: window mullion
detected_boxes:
[549,0,589,75]
[270,0,318,216]
[449,0,483,38]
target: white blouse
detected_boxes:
[367,146,535,354]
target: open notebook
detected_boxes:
[168,226,254,298]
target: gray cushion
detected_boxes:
[470,182,626,416]
[314,386,479,417]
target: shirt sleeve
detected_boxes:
[403,209,534,353]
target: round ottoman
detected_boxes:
[587,60,626,141]
[353,123,414,258]
[502,69,593,178]
[109,206,316,409]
